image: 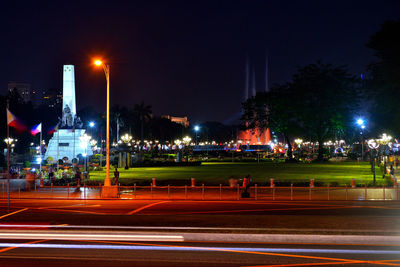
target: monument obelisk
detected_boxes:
[45,65,93,162]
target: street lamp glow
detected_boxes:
[94,59,103,66]
[89,121,95,128]
[356,118,364,126]
[194,125,200,132]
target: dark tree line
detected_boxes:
[241,18,400,160]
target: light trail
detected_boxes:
[0,224,397,234]
[0,233,184,242]
[0,242,397,255]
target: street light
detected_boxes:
[94,59,115,195]
[356,118,366,161]
[368,139,380,186]
[121,133,133,169]
[79,134,91,172]
[89,121,95,128]
[194,125,200,145]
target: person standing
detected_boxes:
[114,168,120,185]
[75,168,82,191]
[243,174,251,193]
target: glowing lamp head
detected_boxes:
[89,121,95,128]
[194,125,200,132]
[356,118,364,126]
[94,59,103,66]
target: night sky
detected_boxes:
[1,1,399,124]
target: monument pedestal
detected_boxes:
[45,129,93,162]
[101,186,119,198]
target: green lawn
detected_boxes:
[89,161,387,186]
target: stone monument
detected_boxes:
[45,65,93,162]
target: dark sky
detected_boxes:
[1,0,399,124]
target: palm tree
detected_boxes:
[133,101,152,146]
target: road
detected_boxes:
[0,199,398,266]
[0,239,398,266]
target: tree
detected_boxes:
[366,19,400,135]
[242,62,358,161]
[133,101,152,146]
[290,62,358,160]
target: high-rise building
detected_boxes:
[8,82,31,103]
[41,88,63,108]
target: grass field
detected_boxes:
[89,161,386,186]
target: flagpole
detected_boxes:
[57,128,59,171]
[6,100,10,213]
[39,124,42,172]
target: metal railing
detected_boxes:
[0,182,398,201]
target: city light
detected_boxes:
[194,125,200,132]
[89,121,95,128]
[356,118,364,126]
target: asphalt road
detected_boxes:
[0,239,398,266]
[0,199,399,233]
[0,199,398,265]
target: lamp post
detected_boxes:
[94,59,118,197]
[79,134,91,172]
[377,133,392,175]
[368,139,379,186]
[194,125,200,145]
[94,59,111,187]
[121,133,132,169]
[356,118,365,161]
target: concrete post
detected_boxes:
[365,184,367,200]
[383,186,385,201]
[327,183,330,200]
[270,178,275,188]
[191,178,195,187]
[152,178,156,187]
[310,179,314,188]
[352,179,356,188]
[290,183,293,201]
[185,185,187,199]
[219,184,222,200]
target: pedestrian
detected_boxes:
[48,167,55,182]
[75,168,82,191]
[390,165,395,176]
[243,174,251,193]
[114,168,120,185]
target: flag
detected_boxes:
[31,123,42,136]
[6,109,27,131]
[48,124,59,134]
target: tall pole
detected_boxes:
[6,100,10,212]
[361,132,363,161]
[104,64,111,186]
[39,126,42,172]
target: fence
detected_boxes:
[0,182,398,201]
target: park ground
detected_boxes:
[88,161,386,186]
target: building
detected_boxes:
[8,82,31,103]
[162,115,190,128]
[41,88,63,108]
